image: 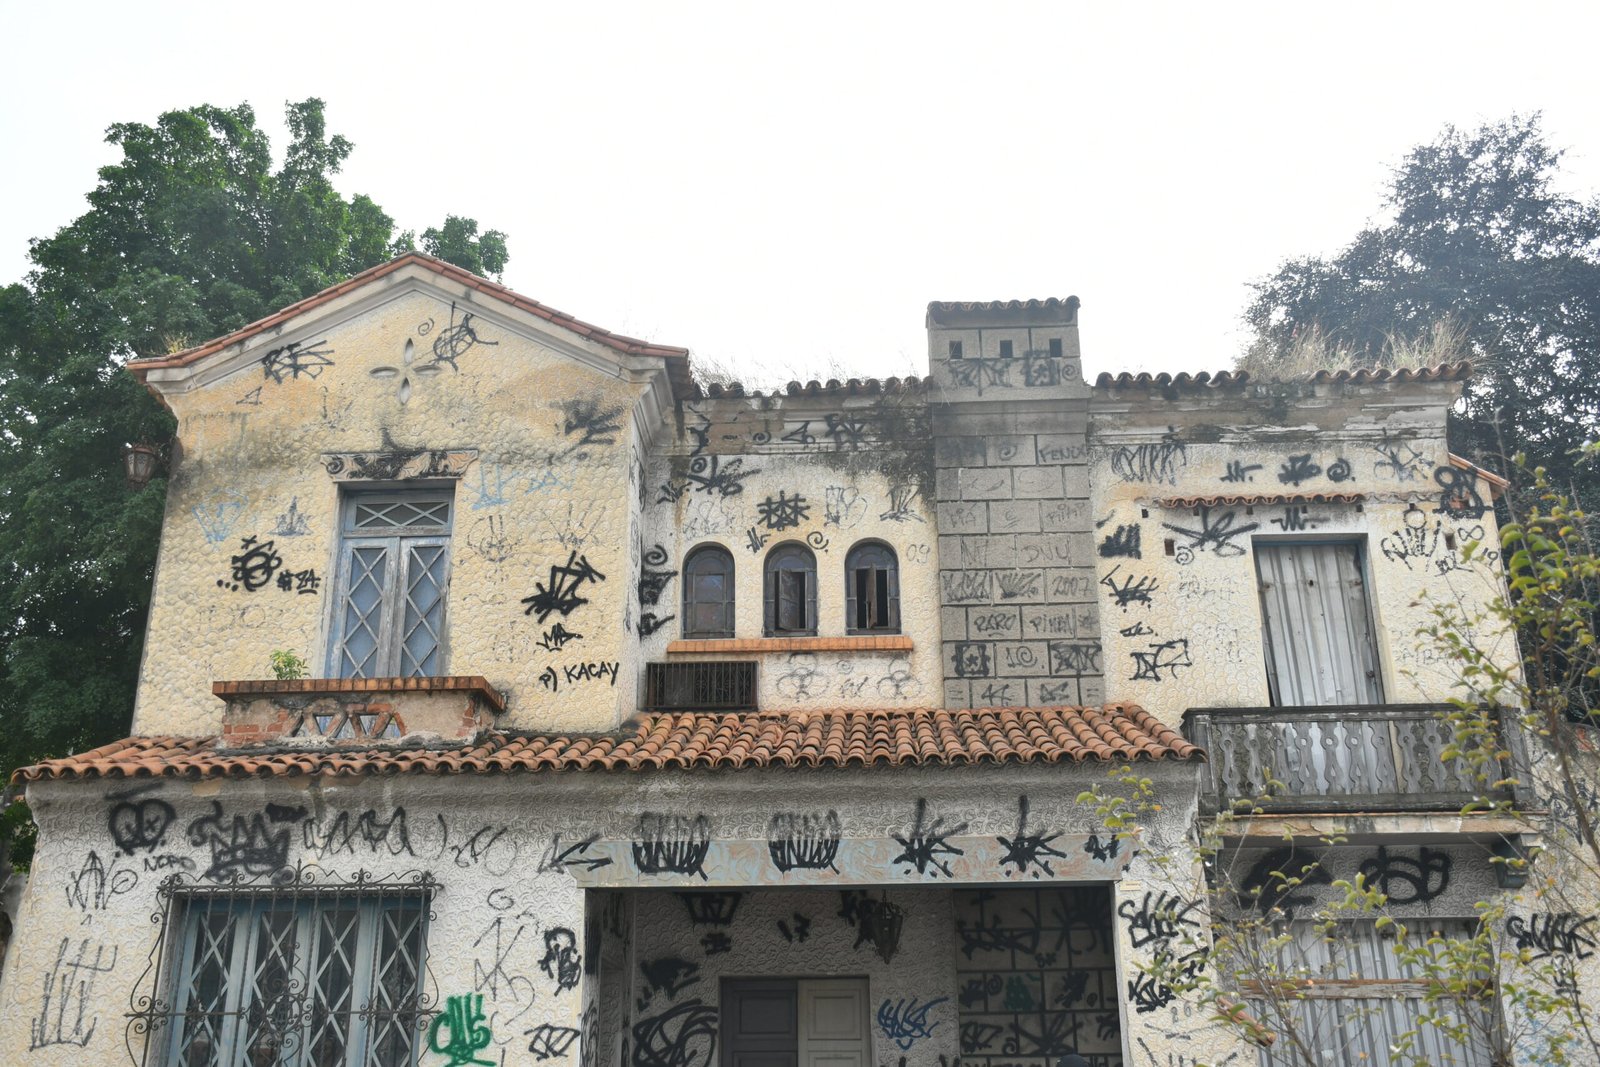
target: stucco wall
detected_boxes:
[0,761,1207,1067]
[639,393,939,710]
[137,288,651,736]
[1087,388,1512,724]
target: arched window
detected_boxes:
[682,545,735,639]
[846,541,900,634]
[764,543,817,636]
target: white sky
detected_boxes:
[4,1,1599,385]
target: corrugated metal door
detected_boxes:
[1255,542,1383,706]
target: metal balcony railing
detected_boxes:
[1183,703,1530,814]
[644,661,758,712]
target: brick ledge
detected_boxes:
[665,636,913,654]
[213,676,505,714]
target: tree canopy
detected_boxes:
[1242,114,1600,505]
[0,99,510,835]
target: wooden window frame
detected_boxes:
[1254,536,1385,708]
[326,489,454,679]
[764,542,818,637]
[845,541,900,635]
[682,544,736,640]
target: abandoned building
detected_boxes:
[0,251,1588,1067]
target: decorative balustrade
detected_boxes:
[1183,704,1528,814]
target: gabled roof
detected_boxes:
[14,704,1199,783]
[127,252,694,398]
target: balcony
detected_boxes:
[1184,703,1531,815]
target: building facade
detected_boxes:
[0,253,1588,1067]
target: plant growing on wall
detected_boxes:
[269,650,309,681]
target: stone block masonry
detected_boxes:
[926,299,1103,709]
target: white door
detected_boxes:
[797,979,870,1067]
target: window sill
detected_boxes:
[214,676,505,714]
[666,636,913,654]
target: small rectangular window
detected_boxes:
[949,340,964,360]
[998,340,1014,358]
[1048,338,1063,359]
[331,490,453,679]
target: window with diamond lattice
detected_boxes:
[329,491,453,678]
[158,891,428,1067]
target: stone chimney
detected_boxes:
[926,297,1103,709]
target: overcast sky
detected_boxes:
[4,2,1598,384]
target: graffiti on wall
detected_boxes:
[29,937,117,1050]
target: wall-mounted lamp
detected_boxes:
[122,442,161,490]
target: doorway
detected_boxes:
[721,978,871,1067]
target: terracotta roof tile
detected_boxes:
[1155,492,1365,509]
[696,376,926,401]
[127,252,694,400]
[1094,362,1472,391]
[15,705,1199,784]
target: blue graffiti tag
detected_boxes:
[877,996,948,1050]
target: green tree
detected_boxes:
[1242,115,1600,507]
[411,215,511,281]
[0,99,510,858]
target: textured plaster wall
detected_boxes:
[626,887,959,1065]
[0,762,1186,1067]
[136,288,651,736]
[1087,386,1514,725]
[639,395,942,710]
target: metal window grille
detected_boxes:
[1255,540,1384,706]
[330,491,453,679]
[682,545,735,639]
[845,542,899,634]
[764,543,817,636]
[129,869,437,1067]
[1252,918,1498,1067]
[644,661,757,711]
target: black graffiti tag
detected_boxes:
[219,535,283,592]
[187,800,293,883]
[429,301,499,369]
[1358,845,1451,904]
[523,551,607,621]
[539,928,582,992]
[1161,506,1260,561]
[1118,890,1201,949]
[1506,912,1599,961]
[632,814,712,879]
[30,937,117,1050]
[1099,564,1157,611]
[996,797,1067,878]
[892,799,968,878]
[108,796,175,855]
[767,811,842,873]
[527,1023,582,1061]
[756,491,810,530]
[631,1000,719,1067]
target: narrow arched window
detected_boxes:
[764,543,817,636]
[682,545,735,639]
[846,541,900,634]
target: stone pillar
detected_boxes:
[927,298,1104,709]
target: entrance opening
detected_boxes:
[721,978,870,1067]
